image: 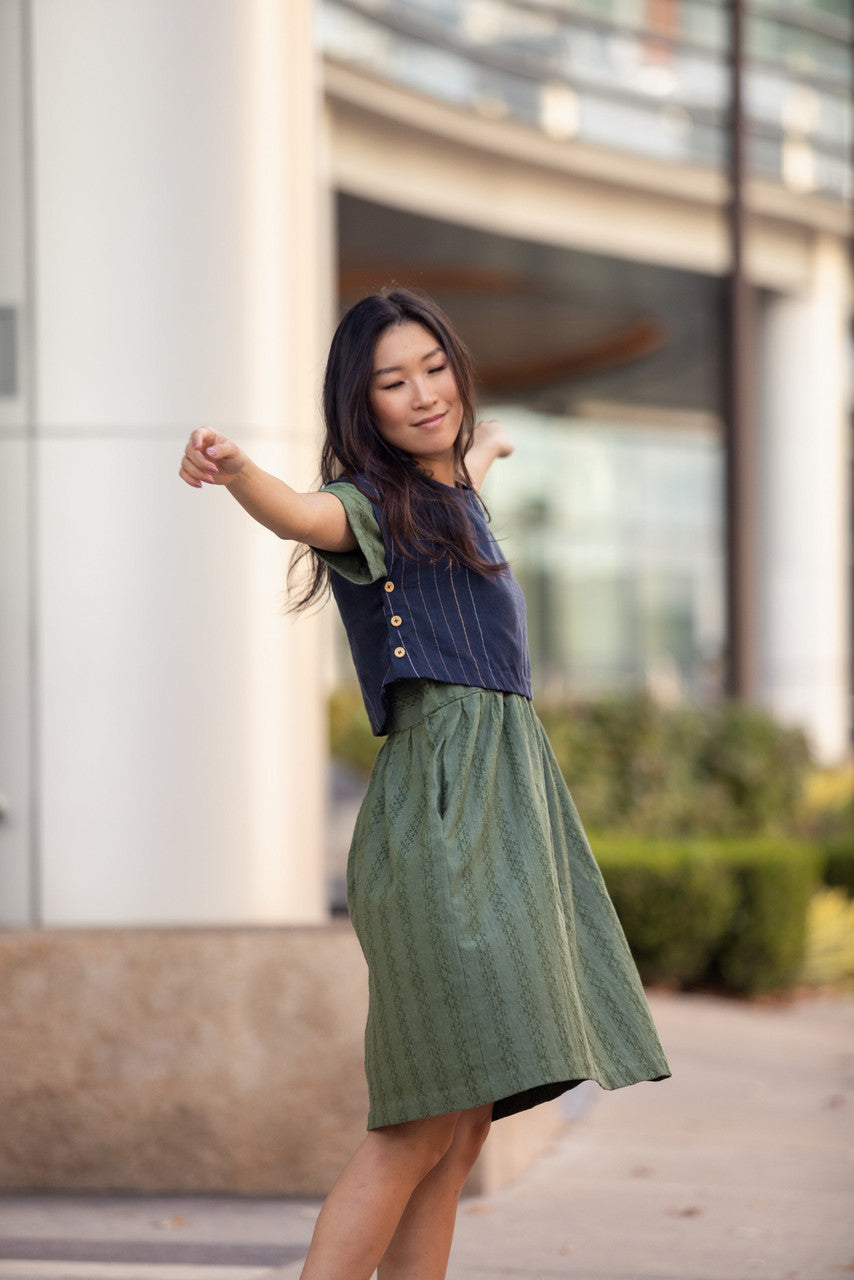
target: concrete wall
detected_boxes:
[0,926,565,1196]
[0,925,369,1194]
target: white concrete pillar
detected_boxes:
[756,234,851,764]
[1,0,328,925]
[0,0,33,925]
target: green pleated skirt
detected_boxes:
[347,679,671,1130]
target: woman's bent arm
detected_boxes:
[465,419,514,491]
[179,427,356,552]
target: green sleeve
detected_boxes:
[312,481,387,585]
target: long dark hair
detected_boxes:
[290,288,506,611]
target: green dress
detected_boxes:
[319,485,671,1130]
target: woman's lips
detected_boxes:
[412,412,446,428]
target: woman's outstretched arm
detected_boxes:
[178,427,356,552]
[464,419,514,491]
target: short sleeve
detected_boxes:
[312,481,387,585]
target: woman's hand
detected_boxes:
[179,427,247,489]
[465,419,515,490]
[471,418,515,460]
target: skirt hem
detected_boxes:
[366,1064,671,1130]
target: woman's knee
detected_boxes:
[445,1104,493,1175]
[372,1111,460,1180]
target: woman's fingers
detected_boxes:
[180,432,220,487]
[191,426,218,453]
[203,437,245,474]
[186,428,222,472]
[180,428,245,487]
[187,442,217,473]
[179,455,212,487]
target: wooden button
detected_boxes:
[390,615,402,627]
[394,646,406,658]
[384,581,395,593]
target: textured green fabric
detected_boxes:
[315,486,671,1129]
[351,680,671,1129]
[317,481,387,584]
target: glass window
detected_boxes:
[481,406,725,702]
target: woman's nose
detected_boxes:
[411,378,435,406]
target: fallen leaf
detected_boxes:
[151,1213,187,1230]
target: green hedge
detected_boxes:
[822,837,854,897]
[594,836,822,996]
[538,695,811,838]
[329,686,383,777]
[710,843,819,994]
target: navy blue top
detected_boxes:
[314,480,533,736]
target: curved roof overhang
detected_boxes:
[324,58,853,293]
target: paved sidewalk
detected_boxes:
[1,991,852,1280]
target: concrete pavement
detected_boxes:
[1,990,852,1280]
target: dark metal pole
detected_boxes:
[724,0,758,700]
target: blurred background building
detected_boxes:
[0,0,850,1194]
[320,0,852,767]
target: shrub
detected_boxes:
[539,694,811,839]
[821,837,854,898]
[709,841,820,995]
[329,685,382,777]
[595,836,821,996]
[592,839,737,987]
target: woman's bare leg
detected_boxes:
[377,1103,493,1280]
[298,1111,460,1280]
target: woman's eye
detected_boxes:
[428,364,447,375]
[381,380,404,391]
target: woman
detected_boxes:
[179,288,670,1280]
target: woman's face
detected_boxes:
[369,321,463,483]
